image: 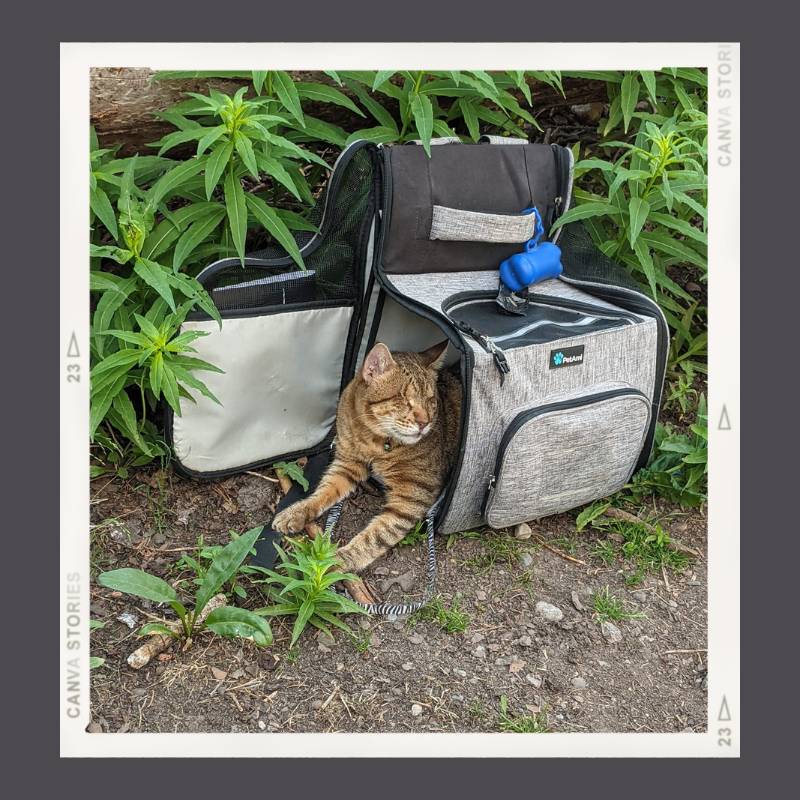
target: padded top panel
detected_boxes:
[382,142,562,274]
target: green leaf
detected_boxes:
[138,622,179,638]
[149,158,205,206]
[111,390,150,454]
[273,459,309,491]
[90,244,132,264]
[550,202,619,230]
[155,127,207,156]
[160,363,182,414]
[632,238,658,298]
[234,132,260,179]
[276,209,319,233]
[149,350,164,398]
[620,72,640,133]
[627,196,650,249]
[244,193,304,270]
[459,99,480,142]
[172,205,226,270]
[344,81,398,131]
[90,657,105,669]
[252,71,268,95]
[205,140,234,200]
[134,258,176,311]
[97,568,177,604]
[575,501,611,532]
[291,596,315,647]
[647,212,707,245]
[344,126,400,147]
[90,186,119,240]
[223,170,248,265]
[204,606,273,646]
[640,231,706,268]
[409,92,433,156]
[256,154,301,200]
[640,70,657,104]
[196,126,227,157]
[287,115,348,148]
[194,527,263,617]
[272,71,305,127]
[295,82,365,117]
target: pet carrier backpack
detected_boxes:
[167,137,668,608]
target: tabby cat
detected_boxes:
[272,340,462,575]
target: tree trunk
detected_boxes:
[91,68,610,155]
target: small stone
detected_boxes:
[526,673,543,688]
[411,703,424,717]
[476,590,488,601]
[317,630,336,646]
[257,719,267,730]
[473,645,487,659]
[454,668,467,678]
[601,621,623,643]
[87,721,104,733]
[514,522,532,540]
[451,693,464,702]
[509,656,526,674]
[632,591,648,603]
[470,632,485,644]
[311,699,323,710]
[211,667,227,681]
[409,633,425,645]
[518,552,535,569]
[535,601,564,623]
[116,612,138,629]
[571,677,588,690]
[317,643,331,654]
[571,591,585,612]
[402,661,414,671]
[495,655,514,666]
[152,532,166,546]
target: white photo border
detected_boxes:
[61,41,739,757]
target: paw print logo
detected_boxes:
[553,352,564,366]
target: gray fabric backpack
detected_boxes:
[167,137,668,553]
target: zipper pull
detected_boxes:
[484,338,510,384]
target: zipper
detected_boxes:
[445,289,638,381]
[550,144,571,229]
[482,387,650,514]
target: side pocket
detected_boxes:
[484,388,651,528]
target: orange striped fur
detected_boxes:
[272,341,462,573]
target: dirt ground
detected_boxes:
[89,468,707,734]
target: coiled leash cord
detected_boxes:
[324,496,441,617]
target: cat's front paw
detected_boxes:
[272,502,313,534]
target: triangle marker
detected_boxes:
[67,332,80,359]
[718,404,731,431]
[718,695,731,722]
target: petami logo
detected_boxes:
[549,344,585,369]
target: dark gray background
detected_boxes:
[8,0,794,792]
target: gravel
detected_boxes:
[601,621,623,643]
[535,601,564,623]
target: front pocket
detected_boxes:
[484,388,651,528]
[170,301,355,475]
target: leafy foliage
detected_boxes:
[97,527,272,648]
[273,460,309,491]
[255,532,366,647]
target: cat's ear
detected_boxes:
[362,343,396,383]
[419,340,449,371]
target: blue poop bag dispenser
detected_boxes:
[496,207,562,315]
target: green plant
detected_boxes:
[629,396,708,507]
[591,586,645,623]
[273,460,309,491]
[340,71,544,154]
[256,532,366,646]
[554,70,707,374]
[497,695,548,733]
[398,520,426,547]
[97,527,272,648]
[175,530,270,601]
[410,594,470,634]
[462,531,530,572]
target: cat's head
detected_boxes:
[358,341,449,445]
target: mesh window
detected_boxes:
[558,221,643,293]
[200,144,378,314]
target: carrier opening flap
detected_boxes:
[382,142,571,274]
